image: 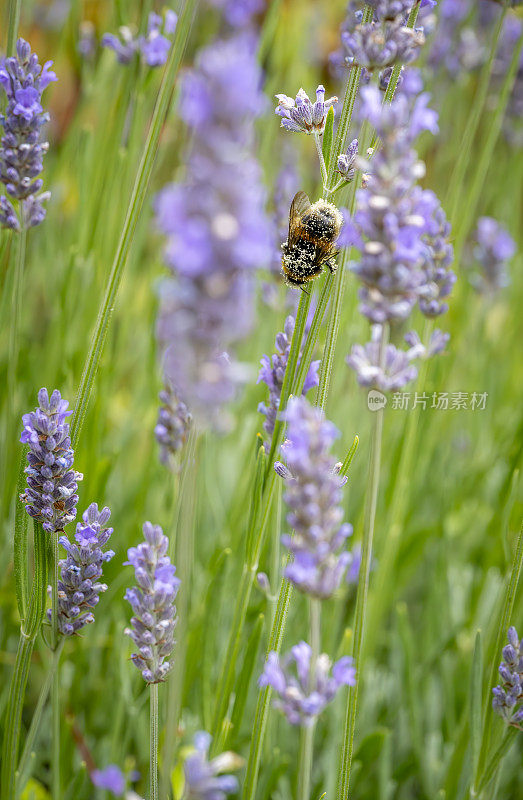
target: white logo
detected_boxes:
[367,390,387,411]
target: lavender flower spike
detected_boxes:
[155,381,192,469]
[276,396,354,598]
[125,522,179,683]
[184,731,241,800]
[472,217,516,293]
[259,642,356,726]
[257,315,320,448]
[347,325,418,392]
[275,85,338,135]
[0,38,57,230]
[492,626,523,728]
[20,388,82,533]
[49,503,115,635]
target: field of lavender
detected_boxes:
[1,1,522,799]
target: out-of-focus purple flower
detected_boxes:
[78,21,97,61]
[102,10,177,68]
[275,85,338,135]
[19,389,82,533]
[492,626,523,728]
[275,397,354,598]
[91,765,126,796]
[259,642,356,726]
[405,328,450,359]
[347,325,418,391]
[349,85,452,324]
[206,0,265,27]
[257,316,320,447]
[156,31,274,428]
[471,216,515,293]
[155,382,192,469]
[184,731,241,800]
[367,1,416,20]
[338,138,359,181]
[125,522,179,684]
[0,38,57,230]
[49,503,114,636]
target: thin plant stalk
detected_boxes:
[1,522,48,800]
[50,531,60,800]
[150,683,159,800]
[70,0,197,448]
[337,324,388,800]
[5,0,21,56]
[15,641,64,798]
[314,133,328,190]
[297,598,321,800]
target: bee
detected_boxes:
[281,191,343,288]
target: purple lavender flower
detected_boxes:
[341,16,425,71]
[102,10,177,68]
[0,38,57,230]
[205,0,265,27]
[257,316,320,447]
[184,731,241,800]
[125,522,179,684]
[156,32,273,428]
[19,389,82,533]
[275,397,354,598]
[347,325,418,391]
[155,382,192,469]
[337,138,359,181]
[347,85,451,324]
[49,503,114,636]
[275,85,338,135]
[492,627,523,728]
[471,216,515,293]
[404,328,449,358]
[91,765,125,796]
[416,189,456,317]
[367,1,417,20]
[259,642,356,726]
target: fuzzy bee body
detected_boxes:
[281,191,343,287]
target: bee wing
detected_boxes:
[288,191,311,245]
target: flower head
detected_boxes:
[19,388,82,533]
[91,765,126,796]
[337,138,359,181]
[257,315,320,448]
[125,522,179,683]
[155,382,192,469]
[275,397,354,598]
[471,216,515,293]
[184,731,241,800]
[347,325,418,392]
[102,10,177,68]
[49,503,114,635]
[492,626,523,728]
[342,17,425,71]
[259,643,356,726]
[0,38,57,229]
[275,85,338,135]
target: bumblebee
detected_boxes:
[281,191,343,287]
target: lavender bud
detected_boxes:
[275,85,338,135]
[125,522,180,683]
[0,38,57,229]
[471,216,515,294]
[492,626,523,727]
[184,731,241,800]
[259,643,356,726]
[155,382,192,469]
[20,388,82,533]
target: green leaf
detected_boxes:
[229,614,264,743]
[322,106,335,174]
[469,630,483,777]
[14,446,28,622]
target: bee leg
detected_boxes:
[299,285,311,296]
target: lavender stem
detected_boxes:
[297,598,321,800]
[150,683,159,800]
[337,323,388,800]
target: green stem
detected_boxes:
[70,0,197,448]
[52,663,60,800]
[1,522,47,800]
[150,683,159,800]
[297,599,321,800]
[314,133,328,192]
[453,30,523,266]
[292,275,332,398]
[337,325,387,800]
[6,0,21,56]
[243,569,293,800]
[447,6,508,222]
[15,642,64,798]
[476,727,518,796]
